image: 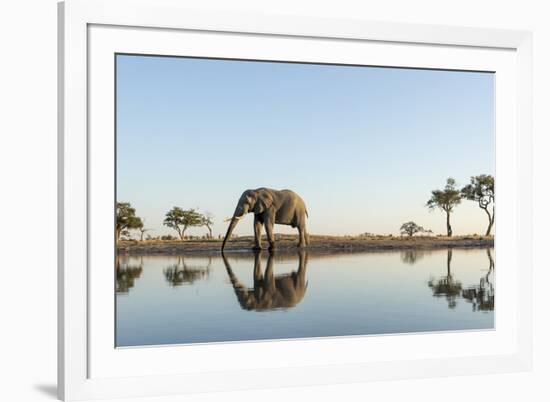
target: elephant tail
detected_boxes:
[305,209,309,218]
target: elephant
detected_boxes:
[221,187,309,250]
[222,250,309,311]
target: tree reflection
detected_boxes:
[401,250,426,265]
[116,256,143,294]
[461,249,495,311]
[222,250,308,311]
[428,249,462,309]
[163,256,212,287]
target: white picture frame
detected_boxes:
[58,0,533,400]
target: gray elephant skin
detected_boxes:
[221,188,309,250]
[222,251,308,311]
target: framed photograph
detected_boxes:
[58,0,533,400]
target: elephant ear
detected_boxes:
[253,190,274,214]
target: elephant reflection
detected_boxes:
[222,251,308,311]
[163,256,212,286]
[462,249,495,311]
[427,249,462,309]
[116,256,143,293]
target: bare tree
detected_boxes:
[137,220,153,241]
[461,174,495,236]
[200,212,214,238]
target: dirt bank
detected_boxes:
[117,235,494,256]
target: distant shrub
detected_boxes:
[359,232,375,238]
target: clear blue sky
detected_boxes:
[116,54,494,237]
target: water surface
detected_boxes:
[116,248,494,347]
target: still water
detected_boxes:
[116,248,494,347]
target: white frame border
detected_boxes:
[59,0,532,400]
[89,23,519,379]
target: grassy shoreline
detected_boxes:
[117,235,494,256]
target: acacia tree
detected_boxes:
[116,202,143,241]
[461,174,495,236]
[400,221,429,237]
[426,178,462,236]
[163,207,202,240]
[200,212,214,238]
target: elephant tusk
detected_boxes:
[224,215,245,222]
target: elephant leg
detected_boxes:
[264,220,276,250]
[253,255,267,302]
[253,215,263,250]
[296,250,308,288]
[264,252,276,293]
[297,225,307,248]
[253,250,263,288]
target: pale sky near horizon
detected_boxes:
[116,54,495,238]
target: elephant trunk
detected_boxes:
[221,217,239,250]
